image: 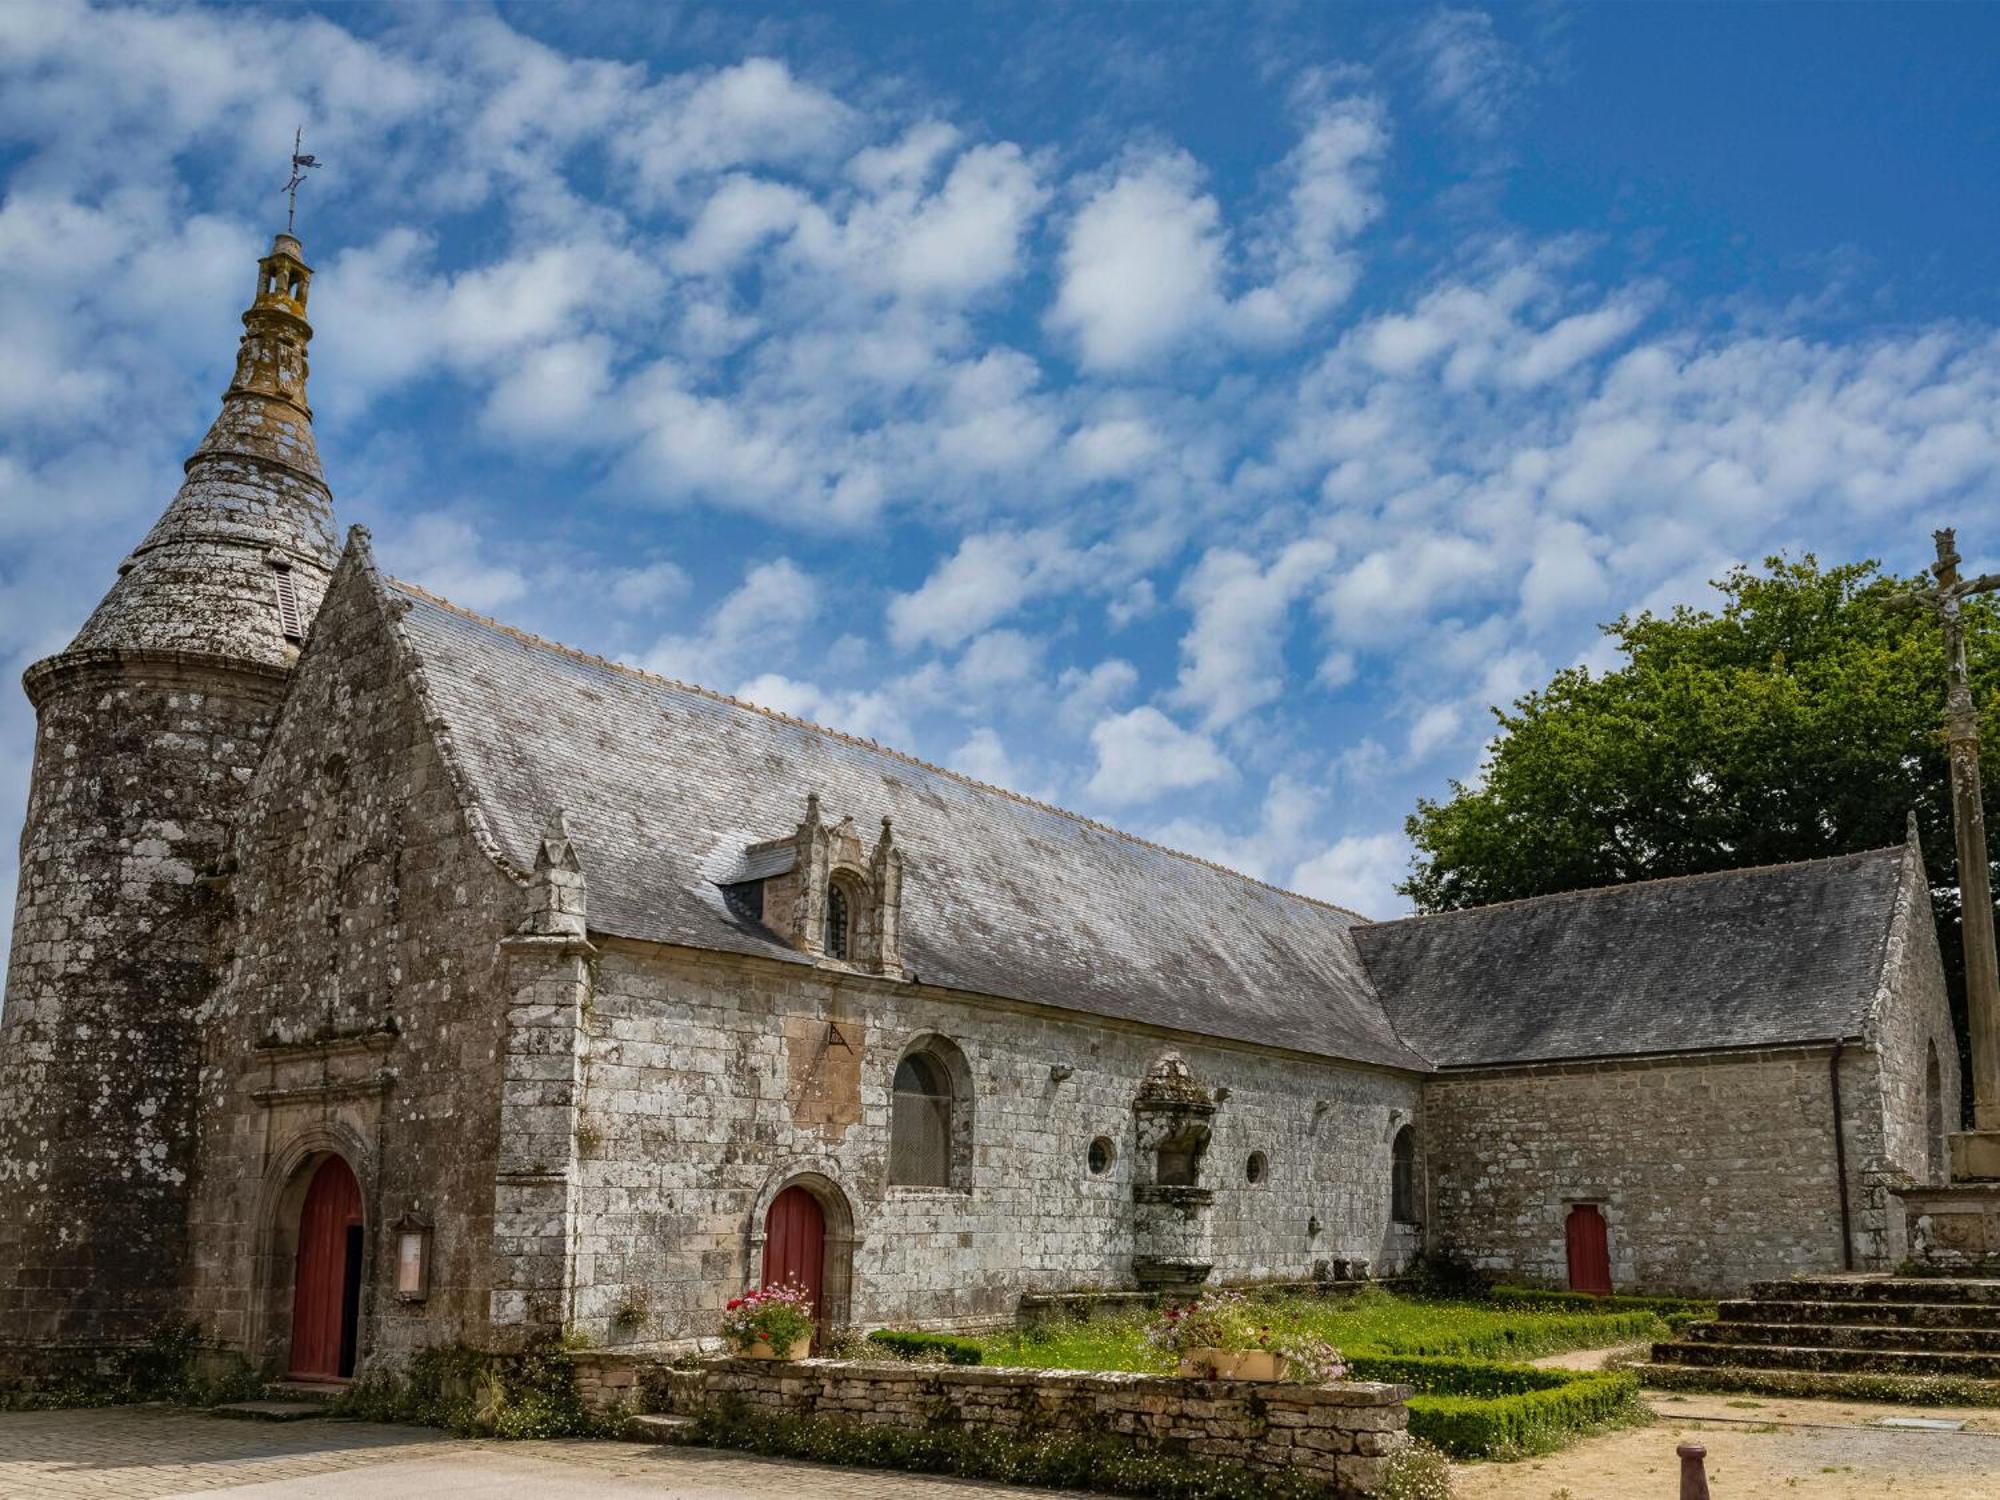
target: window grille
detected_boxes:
[272,565,304,642]
[889,1053,953,1186]
[1391,1126,1419,1224]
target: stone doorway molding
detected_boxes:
[248,1122,376,1376]
[746,1165,863,1333]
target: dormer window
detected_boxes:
[721,794,906,977]
[825,882,853,960]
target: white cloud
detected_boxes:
[1086,706,1233,804]
[1051,85,1385,369]
[1173,538,1340,727]
[887,530,1080,649]
[1050,152,1226,371]
[379,512,529,613]
[1411,8,1530,138]
[1290,832,1411,918]
[951,726,1021,788]
[732,671,912,747]
[646,558,820,687]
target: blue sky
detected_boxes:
[2,1,1998,952]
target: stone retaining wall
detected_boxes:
[578,1354,1409,1495]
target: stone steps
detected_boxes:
[1750,1277,2000,1306]
[1654,1338,2000,1379]
[1644,1360,2000,1405]
[261,1380,344,1405]
[1719,1298,2000,1331]
[626,1413,696,1444]
[1685,1321,2000,1354]
[211,1400,329,1422]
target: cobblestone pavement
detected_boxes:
[0,1406,1094,1499]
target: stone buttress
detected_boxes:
[0,234,336,1347]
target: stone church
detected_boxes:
[0,233,1963,1384]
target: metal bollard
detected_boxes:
[1677,1442,1711,1500]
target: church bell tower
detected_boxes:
[0,233,338,1347]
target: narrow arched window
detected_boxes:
[889,1051,953,1186]
[1391,1126,1419,1224]
[824,883,851,960]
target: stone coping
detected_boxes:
[703,1355,1412,1406]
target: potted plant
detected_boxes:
[1146,1290,1249,1378]
[1241,1332,1348,1384]
[720,1282,816,1360]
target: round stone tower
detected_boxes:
[0,233,337,1349]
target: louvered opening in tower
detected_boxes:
[272,564,304,642]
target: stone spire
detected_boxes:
[59,232,338,674]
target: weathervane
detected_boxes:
[281,126,321,235]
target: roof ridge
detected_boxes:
[1363,843,1906,929]
[385,577,1372,923]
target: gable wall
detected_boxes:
[1861,847,1960,1201]
[562,941,1424,1343]
[1421,1045,1893,1294]
[185,560,520,1369]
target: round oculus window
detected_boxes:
[1245,1150,1269,1184]
[1087,1136,1115,1175]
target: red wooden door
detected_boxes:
[1565,1204,1612,1296]
[290,1156,363,1380]
[761,1185,825,1332]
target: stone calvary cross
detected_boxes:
[1895,527,2000,1272]
[1894,529,2000,1152]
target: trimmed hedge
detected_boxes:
[1348,1352,1641,1459]
[866,1329,985,1365]
[1486,1285,1714,1320]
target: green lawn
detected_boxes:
[974,1287,1678,1372]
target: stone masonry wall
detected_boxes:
[1863,846,1960,1205]
[1423,1046,1880,1295]
[563,940,1425,1345]
[185,549,521,1372]
[0,654,289,1347]
[622,1356,1410,1497]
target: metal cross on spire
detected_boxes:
[1893,528,2000,1134]
[282,126,321,235]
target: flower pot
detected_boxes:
[1229,1350,1289,1382]
[740,1334,813,1361]
[1177,1347,1232,1378]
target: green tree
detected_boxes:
[1401,556,2000,1102]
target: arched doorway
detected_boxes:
[1565,1203,1612,1296]
[762,1184,826,1343]
[289,1155,364,1380]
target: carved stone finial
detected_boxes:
[518,807,586,937]
[804,791,822,827]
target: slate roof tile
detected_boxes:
[386,579,1429,1071]
[1352,847,1910,1068]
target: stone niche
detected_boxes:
[1130,1054,1218,1288]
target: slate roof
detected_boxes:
[385,577,1429,1071]
[1351,847,1912,1068]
